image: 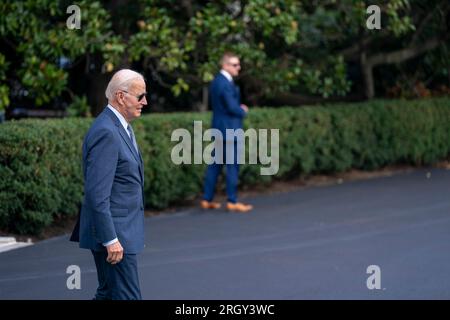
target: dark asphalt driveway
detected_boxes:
[1,168,449,299]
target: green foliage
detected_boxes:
[0,118,90,234]
[0,0,121,107]
[20,56,67,106]
[1,97,450,235]
[3,0,444,110]
[386,0,416,37]
[0,53,9,111]
[67,95,91,117]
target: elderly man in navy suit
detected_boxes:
[201,52,253,213]
[72,69,147,300]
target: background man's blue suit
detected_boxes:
[76,106,145,299]
[203,73,247,203]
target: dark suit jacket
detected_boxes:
[210,73,247,139]
[71,107,145,254]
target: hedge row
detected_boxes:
[1,97,449,235]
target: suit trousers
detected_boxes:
[91,249,142,300]
[203,140,240,203]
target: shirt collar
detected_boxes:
[220,69,233,82]
[107,104,130,136]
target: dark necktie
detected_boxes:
[127,124,139,154]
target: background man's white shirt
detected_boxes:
[220,69,233,82]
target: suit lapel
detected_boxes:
[104,106,144,184]
[220,73,239,97]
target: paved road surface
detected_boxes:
[1,168,449,299]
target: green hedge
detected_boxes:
[1,97,449,235]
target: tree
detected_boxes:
[0,0,125,114]
[338,0,449,99]
[0,0,448,115]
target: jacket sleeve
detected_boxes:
[221,84,247,118]
[83,128,118,244]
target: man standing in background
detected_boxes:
[201,52,253,213]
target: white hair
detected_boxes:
[105,69,145,101]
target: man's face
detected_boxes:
[117,79,147,122]
[223,57,241,77]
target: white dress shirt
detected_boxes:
[220,69,233,82]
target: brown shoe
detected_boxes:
[226,202,253,213]
[200,200,221,209]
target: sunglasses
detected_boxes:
[121,90,147,102]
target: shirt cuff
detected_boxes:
[103,238,118,246]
